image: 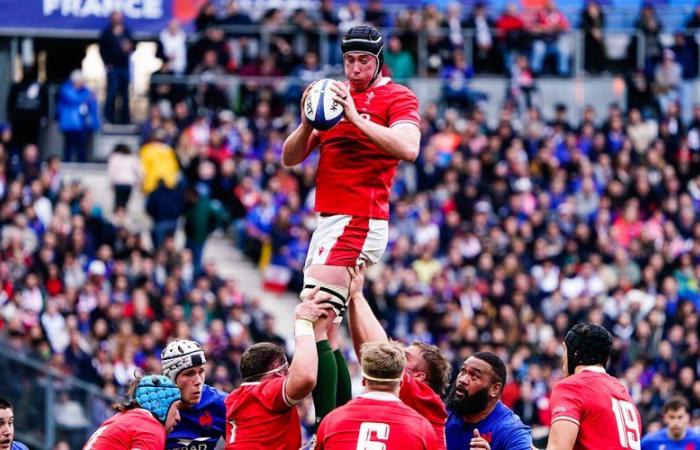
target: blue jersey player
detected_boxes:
[642,396,700,450]
[0,397,29,450]
[161,339,227,450]
[445,352,532,450]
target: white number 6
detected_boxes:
[356,422,390,450]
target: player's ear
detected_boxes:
[490,383,501,399]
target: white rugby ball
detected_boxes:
[304,79,344,131]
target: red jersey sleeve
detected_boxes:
[258,377,293,412]
[131,420,166,450]
[550,380,584,428]
[387,86,420,128]
[316,414,329,450]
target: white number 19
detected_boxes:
[611,398,640,450]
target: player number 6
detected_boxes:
[356,422,390,450]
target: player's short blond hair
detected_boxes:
[360,341,405,384]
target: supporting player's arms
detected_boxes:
[545,420,579,450]
[347,265,388,359]
[285,291,334,403]
[330,83,420,161]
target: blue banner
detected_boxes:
[0,0,177,35]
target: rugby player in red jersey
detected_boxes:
[282,24,421,321]
[224,291,332,450]
[345,265,450,450]
[547,322,642,450]
[283,24,422,426]
[82,375,181,450]
[316,342,438,450]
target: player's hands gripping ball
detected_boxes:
[304,79,345,131]
[329,81,359,125]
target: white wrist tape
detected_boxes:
[295,319,314,337]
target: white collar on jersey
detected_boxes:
[578,365,607,374]
[359,391,400,402]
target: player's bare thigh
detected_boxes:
[306,264,352,289]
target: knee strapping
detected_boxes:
[300,277,348,318]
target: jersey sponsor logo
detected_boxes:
[552,406,567,414]
[198,411,213,428]
[172,437,214,450]
[482,432,493,443]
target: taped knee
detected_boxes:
[300,277,348,319]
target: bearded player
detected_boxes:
[547,322,642,450]
[282,25,421,425]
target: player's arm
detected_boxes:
[546,383,583,450]
[285,289,333,403]
[347,265,388,359]
[330,83,420,162]
[282,82,321,167]
[546,420,578,450]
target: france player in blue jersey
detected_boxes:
[445,352,532,450]
[642,396,700,450]
[161,340,227,450]
[0,397,29,450]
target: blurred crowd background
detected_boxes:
[3,0,700,448]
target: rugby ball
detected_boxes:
[304,79,344,131]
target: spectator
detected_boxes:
[496,3,528,74]
[384,36,416,84]
[365,0,388,28]
[107,144,141,213]
[507,55,537,113]
[286,52,326,102]
[195,1,219,32]
[634,4,663,73]
[338,1,364,35]
[627,69,659,119]
[6,64,48,149]
[654,49,682,115]
[139,130,180,195]
[440,49,481,112]
[530,0,570,76]
[183,188,230,276]
[581,0,607,74]
[99,11,134,125]
[316,0,341,69]
[464,2,497,73]
[158,20,187,75]
[56,70,99,163]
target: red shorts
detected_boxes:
[304,214,389,270]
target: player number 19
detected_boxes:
[356,422,390,450]
[611,398,640,450]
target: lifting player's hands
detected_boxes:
[470,429,491,450]
[299,81,317,127]
[330,81,360,124]
[295,286,334,323]
[347,264,366,301]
